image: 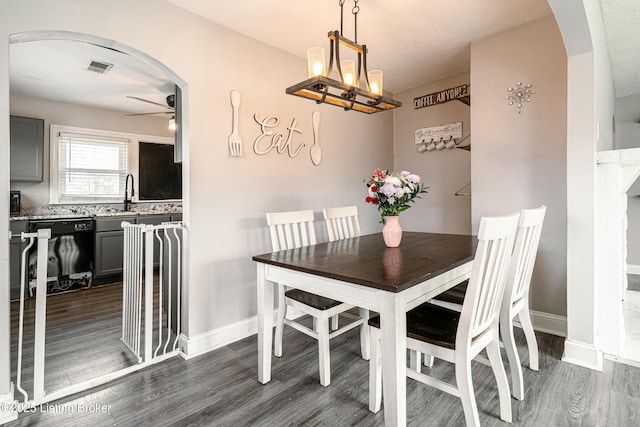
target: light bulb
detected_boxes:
[344,73,354,85]
[341,60,356,86]
[169,117,176,131]
[370,81,380,94]
[312,61,323,76]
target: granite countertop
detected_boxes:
[10,203,182,221]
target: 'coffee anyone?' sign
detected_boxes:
[414,84,470,109]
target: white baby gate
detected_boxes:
[14,228,51,405]
[121,221,184,363]
[11,220,185,413]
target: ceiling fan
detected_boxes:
[125,94,175,116]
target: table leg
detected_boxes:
[379,292,406,427]
[257,263,274,384]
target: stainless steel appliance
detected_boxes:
[27,217,94,295]
[10,191,20,216]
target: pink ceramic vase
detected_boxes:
[382,216,403,247]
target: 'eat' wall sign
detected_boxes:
[414,84,470,109]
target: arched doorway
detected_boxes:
[4,30,189,411]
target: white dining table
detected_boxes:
[252,232,476,426]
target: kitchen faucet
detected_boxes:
[124,173,135,211]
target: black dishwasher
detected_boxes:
[27,217,94,295]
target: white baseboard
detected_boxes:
[604,353,640,368]
[180,316,257,360]
[562,339,604,371]
[180,306,567,362]
[0,387,18,424]
[180,306,311,360]
[527,310,567,337]
[627,264,640,275]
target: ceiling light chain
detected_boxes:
[352,0,359,44]
[339,0,345,35]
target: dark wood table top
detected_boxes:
[252,232,477,293]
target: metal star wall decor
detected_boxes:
[506,82,534,114]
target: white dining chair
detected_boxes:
[267,209,368,387]
[323,205,361,242]
[369,212,519,426]
[431,205,546,400]
[322,205,369,358]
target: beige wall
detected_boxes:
[10,94,173,209]
[0,0,392,353]
[392,73,471,234]
[470,16,568,317]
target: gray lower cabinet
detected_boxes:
[94,216,136,280]
[9,220,28,300]
[10,115,44,182]
[93,214,173,280]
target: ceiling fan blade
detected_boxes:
[125,111,174,116]
[126,95,175,109]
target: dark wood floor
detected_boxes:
[6,289,640,426]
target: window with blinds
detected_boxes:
[57,132,129,202]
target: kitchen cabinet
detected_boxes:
[94,214,173,281]
[9,220,28,300]
[10,115,44,182]
[94,216,136,281]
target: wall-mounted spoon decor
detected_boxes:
[310,111,321,165]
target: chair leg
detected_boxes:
[318,314,331,387]
[519,306,539,371]
[500,307,524,400]
[359,308,370,360]
[455,350,481,427]
[331,314,339,331]
[368,327,382,413]
[409,350,421,373]
[274,284,286,357]
[423,353,434,368]
[486,335,513,423]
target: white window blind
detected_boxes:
[57,132,129,202]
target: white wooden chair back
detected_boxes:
[266,209,316,251]
[459,212,519,345]
[506,205,546,306]
[322,205,361,242]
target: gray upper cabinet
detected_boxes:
[10,115,44,182]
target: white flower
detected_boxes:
[384,176,402,187]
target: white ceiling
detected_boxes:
[166,0,553,94]
[600,0,640,97]
[10,40,175,115]
[8,0,640,114]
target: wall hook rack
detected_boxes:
[415,122,466,152]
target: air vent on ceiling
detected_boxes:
[87,60,113,74]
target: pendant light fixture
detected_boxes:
[286,0,402,114]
